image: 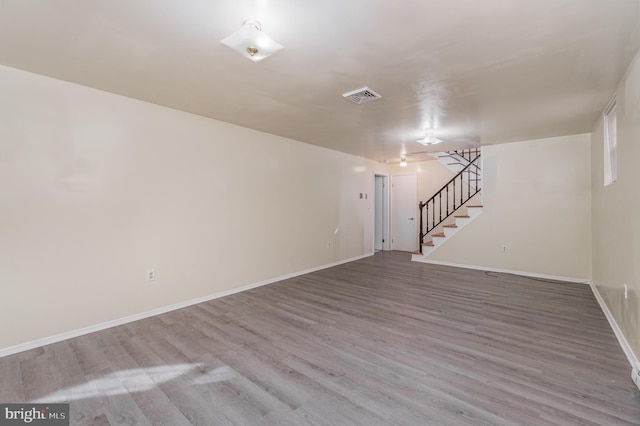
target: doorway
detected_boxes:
[391,174,417,252]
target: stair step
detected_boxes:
[411,250,422,254]
[447,162,464,166]
[467,205,483,208]
[443,224,458,228]
[432,233,446,238]
[422,242,434,247]
[454,215,471,218]
[470,178,482,181]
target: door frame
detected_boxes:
[373,173,390,251]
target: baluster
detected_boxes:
[425,202,429,233]
[476,157,479,193]
[453,178,456,211]
[446,185,449,217]
[431,199,435,231]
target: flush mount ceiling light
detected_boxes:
[220,19,283,62]
[416,129,443,146]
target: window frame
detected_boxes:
[603,98,617,186]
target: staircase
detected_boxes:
[412,148,482,262]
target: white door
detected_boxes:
[391,174,417,252]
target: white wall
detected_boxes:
[0,65,381,350]
[591,48,640,362]
[426,134,592,280]
[387,159,455,210]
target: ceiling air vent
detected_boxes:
[342,87,382,105]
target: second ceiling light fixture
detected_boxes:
[221,19,283,62]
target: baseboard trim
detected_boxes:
[0,253,374,358]
[413,259,590,284]
[590,283,640,391]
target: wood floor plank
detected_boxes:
[0,355,24,402]
[1,251,639,425]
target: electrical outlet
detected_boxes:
[624,283,628,299]
[147,269,156,282]
[327,241,332,248]
[501,245,508,253]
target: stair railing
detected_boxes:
[448,148,481,174]
[418,150,482,253]
[451,148,477,162]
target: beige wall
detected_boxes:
[426,134,592,280]
[388,159,455,207]
[591,49,640,360]
[0,65,382,350]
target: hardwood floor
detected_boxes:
[1,251,639,425]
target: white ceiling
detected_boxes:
[0,0,638,163]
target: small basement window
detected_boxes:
[604,98,617,186]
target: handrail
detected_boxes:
[447,148,481,172]
[418,150,481,253]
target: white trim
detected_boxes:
[413,258,590,284]
[604,95,617,116]
[0,253,374,358]
[373,172,390,252]
[590,283,640,391]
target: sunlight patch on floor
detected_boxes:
[31,363,205,403]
